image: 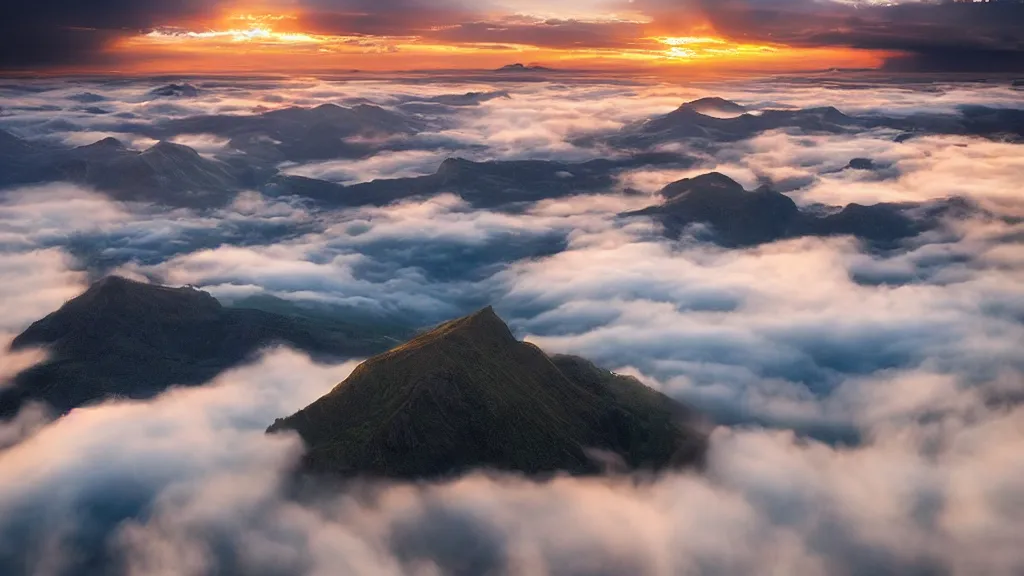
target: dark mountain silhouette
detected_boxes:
[266,155,683,210]
[67,136,131,159]
[420,90,511,106]
[0,128,39,156]
[0,129,51,183]
[263,174,353,205]
[812,202,920,241]
[614,101,857,148]
[954,105,1024,141]
[1,128,683,210]
[629,173,804,246]
[678,97,747,117]
[266,156,618,208]
[267,307,707,478]
[78,140,243,207]
[844,157,877,170]
[155,103,427,163]
[395,90,512,114]
[148,83,200,98]
[0,133,245,208]
[1,277,412,418]
[612,98,1024,149]
[496,63,554,73]
[67,92,107,103]
[626,172,955,247]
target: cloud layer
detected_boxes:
[0,74,1021,574]
[0,349,1021,575]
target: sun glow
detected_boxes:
[102,10,880,74]
[146,27,325,44]
[652,36,778,60]
[659,36,728,46]
[145,13,324,45]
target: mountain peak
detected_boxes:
[3,277,411,418]
[268,307,706,478]
[82,274,142,297]
[436,305,514,341]
[145,140,200,158]
[627,172,801,247]
[72,276,221,317]
[0,129,36,153]
[149,83,199,98]
[436,157,477,176]
[473,304,497,317]
[311,103,347,115]
[88,274,136,292]
[496,63,552,73]
[381,305,516,361]
[87,137,125,149]
[10,276,223,357]
[808,106,850,122]
[676,97,747,117]
[661,172,745,200]
[350,103,389,113]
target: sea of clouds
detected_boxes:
[0,73,1021,575]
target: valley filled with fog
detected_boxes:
[0,73,1022,575]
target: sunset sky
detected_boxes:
[2,0,1024,573]
[3,0,1023,73]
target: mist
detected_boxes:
[0,72,1021,575]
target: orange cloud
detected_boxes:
[3,0,1019,73]
[2,0,882,74]
[102,10,877,75]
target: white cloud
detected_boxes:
[0,75,1022,575]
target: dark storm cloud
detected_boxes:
[0,0,218,69]
[882,49,1024,74]
[640,0,1024,72]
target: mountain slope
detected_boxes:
[158,102,427,163]
[81,141,242,207]
[267,307,706,478]
[613,100,857,148]
[0,135,244,208]
[677,97,747,117]
[340,156,618,209]
[1,277,410,417]
[266,155,680,209]
[495,63,554,73]
[627,172,943,247]
[612,97,1024,150]
[627,172,804,246]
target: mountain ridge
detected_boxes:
[265,155,681,209]
[495,63,554,73]
[2,277,412,418]
[268,306,706,478]
[626,171,961,247]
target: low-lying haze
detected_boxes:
[0,72,1021,575]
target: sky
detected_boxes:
[3,0,1023,74]
[0,75,1022,573]
[0,19,1023,570]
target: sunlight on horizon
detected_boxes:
[115,13,867,73]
